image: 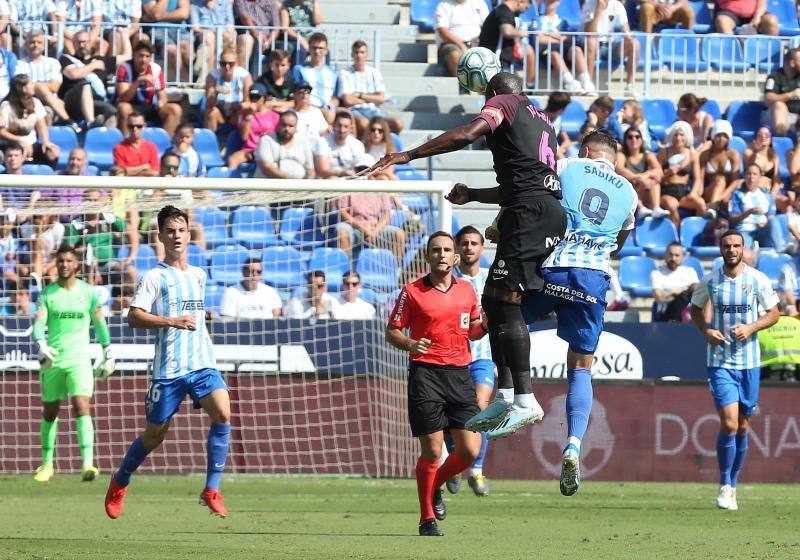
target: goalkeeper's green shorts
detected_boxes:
[40,360,94,402]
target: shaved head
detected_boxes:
[486,72,522,98]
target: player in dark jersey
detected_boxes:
[370,72,567,438]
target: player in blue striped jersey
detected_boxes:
[445,226,495,497]
[690,230,779,511]
[105,206,232,519]
[501,130,637,496]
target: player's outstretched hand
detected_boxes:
[410,338,432,354]
[445,183,470,205]
[704,328,727,346]
[731,323,753,341]
[367,152,410,177]
[171,315,197,331]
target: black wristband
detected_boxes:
[467,188,475,202]
[407,148,419,161]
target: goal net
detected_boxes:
[0,174,453,478]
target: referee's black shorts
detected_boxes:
[487,195,567,292]
[407,362,479,437]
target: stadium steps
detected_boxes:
[380,62,444,77]
[390,93,485,114]
[322,3,402,25]
[393,111,473,130]
[383,75,461,95]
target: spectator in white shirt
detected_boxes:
[651,242,699,322]
[219,258,283,319]
[581,0,639,98]
[285,270,340,319]
[337,40,403,137]
[335,271,376,319]
[15,30,78,129]
[255,110,315,179]
[435,0,488,78]
[292,81,329,142]
[314,110,366,178]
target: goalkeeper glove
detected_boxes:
[35,340,59,369]
[93,346,116,379]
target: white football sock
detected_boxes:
[567,436,582,452]
[514,393,533,409]
[497,389,514,404]
[470,467,482,477]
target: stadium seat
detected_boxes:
[700,99,722,121]
[142,127,171,157]
[772,136,793,181]
[688,0,713,33]
[680,216,719,256]
[410,0,436,31]
[703,34,751,72]
[399,194,431,213]
[396,167,427,181]
[84,127,123,169]
[187,244,208,270]
[634,33,663,71]
[682,255,705,281]
[768,0,800,35]
[729,136,748,171]
[390,209,411,229]
[636,217,679,257]
[231,205,280,249]
[658,29,709,72]
[744,36,784,73]
[642,99,677,141]
[262,246,307,289]
[210,243,250,285]
[757,252,793,289]
[308,247,351,290]
[358,287,378,305]
[390,132,404,152]
[206,166,242,179]
[615,233,645,258]
[279,207,313,244]
[117,244,159,273]
[21,164,53,175]
[204,282,224,315]
[85,165,99,176]
[194,206,230,247]
[193,128,225,168]
[47,126,78,168]
[279,207,333,251]
[726,101,763,141]
[356,248,399,291]
[561,100,587,139]
[618,256,657,297]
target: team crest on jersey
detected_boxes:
[460,312,470,329]
[135,280,144,296]
[742,284,752,294]
[544,175,561,192]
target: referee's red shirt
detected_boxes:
[388,274,479,367]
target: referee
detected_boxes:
[386,231,486,537]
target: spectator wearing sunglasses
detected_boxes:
[334,271,376,319]
[220,257,283,319]
[112,111,160,176]
[204,46,252,133]
[286,270,340,319]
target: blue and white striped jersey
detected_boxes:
[131,263,217,379]
[453,265,492,361]
[543,157,637,274]
[336,65,385,112]
[691,265,779,369]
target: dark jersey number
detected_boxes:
[579,188,610,225]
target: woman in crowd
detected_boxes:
[676,93,714,150]
[658,121,707,225]
[361,116,397,179]
[616,125,665,219]
[204,46,252,133]
[0,75,59,166]
[697,120,740,216]
[744,125,785,209]
[729,163,786,251]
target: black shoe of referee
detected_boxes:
[432,488,446,520]
[419,519,444,537]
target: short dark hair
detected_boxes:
[307,270,326,282]
[270,49,290,63]
[242,257,262,271]
[157,205,189,231]
[161,151,180,165]
[352,39,368,52]
[666,241,683,251]
[133,41,153,55]
[128,110,145,123]
[582,128,618,158]
[455,225,484,245]
[486,71,522,96]
[426,231,454,252]
[719,230,744,246]
[280,109,298,123]
[56,243,79,258]
[545,92,571,114]
[342,270,361,282]
[308,32,328,46]
[334,110,353,124]
[3,142,23,155]
[592,95,615,113]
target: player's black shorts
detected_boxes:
[487,195,567,292]
[407,361,479,437]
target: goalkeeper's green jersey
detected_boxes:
[36,280,99,366]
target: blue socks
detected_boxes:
[114,437,150,488]
[717,433,737,486]
[473,433,488,472]
[566,368,593,443]
[730,433,749,487]
[206,423,231,490]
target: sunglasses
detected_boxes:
[245,268,262,274]
[219,61,236,66]
[311,282,326,288]
[130,124,144,129]
[344,281,360,286]
[626,134,641,140]
[369,127,383,133]
[162,164,179,171]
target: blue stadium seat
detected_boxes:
[700,99,722,121]
[682,255,705,281]
[410,0,436,31]
[757,252,793,289]
[85,165,99,176]
[279,206,313,244]
[279,207,332,251]
[210,243,250,285]
[206,166,242,179]
[703,34,751,72]
[636,217,679,257]
[358,287,378,305]
[262,246,307,289]
[48,126,79,168]
[356,248,398,291]
[22,164,53,175]
[561,100,587,139]
[712,256,723,271]
[635,33,663,70]
[658,29,709,72]
[390,209,411,229]
[117,244,159,273]
[744,36,784,73]
[615,233,645,257]
[726,101,763,141]
[642,99,677,141]
[193,128,225,168]
[308,247,351,290]
[729,136,748,170]
[688,0,713,33]
[187,244,207,270]
[680,216,719,256]
[194,206,230,247]
[390,132,403,152]
[84,127,123,169]
[399,194,431,213]
[231,205,280,249]
[142,127,171,157]
[618,256,657,297]
[396,168,427,181]
[480,253,490,267]
[204,282,224,315]
[768,0,800,35]
[773,136,793,181]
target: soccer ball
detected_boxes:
[456,47,501,94]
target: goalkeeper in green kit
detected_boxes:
[32,244,115,482]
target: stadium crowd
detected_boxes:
[0,0,800,323]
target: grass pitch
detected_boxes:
[0,475,797,560]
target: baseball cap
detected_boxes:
[293,81,313,92]
[248,83,267,98]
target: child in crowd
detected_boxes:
[173,125,206,177]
